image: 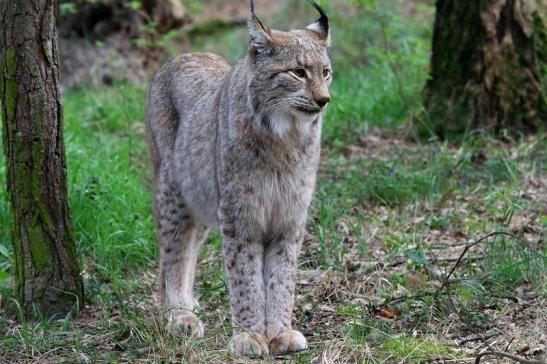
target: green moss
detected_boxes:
[25,58,38,77]
[28,224,51,270]
[42,41,53,66]
[41,9,54,65]
[11,216,24,301]
[5,48,16,121]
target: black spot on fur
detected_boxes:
[222,229,236,238]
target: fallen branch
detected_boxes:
[442,231,526,290]
[431,254,484,263]
[455,331,499,346]
[474,350,544,364]
[184,16,247,37]
[377,293,434,307]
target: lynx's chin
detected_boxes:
[267,109,319,138]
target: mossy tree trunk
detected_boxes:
[0,0,84,317]
[423,0,546,137]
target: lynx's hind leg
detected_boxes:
[156,169,208,337]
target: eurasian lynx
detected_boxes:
[146,0,332,356]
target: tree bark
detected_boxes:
[423,0,546,137]
[0,0,84,317]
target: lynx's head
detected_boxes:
[247,0,332,136]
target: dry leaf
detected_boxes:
[376,308,397,319]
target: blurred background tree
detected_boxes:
[424,0,546,137]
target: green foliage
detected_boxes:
[59,2,77,16]
[63,84,155,287]
[322,0,433,146]
[181,0,203,15]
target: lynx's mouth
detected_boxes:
[294,106,322,114]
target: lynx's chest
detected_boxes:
[254,164,317,235]
[218,114,321,237]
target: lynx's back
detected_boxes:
[147,53,230,226]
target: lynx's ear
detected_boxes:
[306,0,330,47]
[248,0,273,51]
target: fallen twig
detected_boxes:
[184,17,247,37]
[377,292,434,307]
[442,231,522,289]
[474,350,545,364]
[455,332,499,346]
[437,231,540,328]
[431,254,485,263]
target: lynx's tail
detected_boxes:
[146,65,179,178]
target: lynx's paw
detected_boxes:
[269,330,307,356]
[168,312,204,337]
[230,332,270,357]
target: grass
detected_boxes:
[63,85,156,285]
[1,0,547,362]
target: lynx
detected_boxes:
[146,0,332,356]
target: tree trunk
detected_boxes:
[423,0,546,137]
[0,0,84,317]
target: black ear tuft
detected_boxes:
[306,0,330,46]
[248,1,273,52]
[308,0,329,29]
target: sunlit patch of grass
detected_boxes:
[64,84,156,288]
[376,335,461,363]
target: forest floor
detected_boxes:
[1,0,546,362]
[0,84,545,363]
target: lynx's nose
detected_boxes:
[315,96,331,108]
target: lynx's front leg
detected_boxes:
[222,233,269,357]
[264,229,307,355]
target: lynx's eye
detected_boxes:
[323,68,332,79]
[291,68,307,79]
